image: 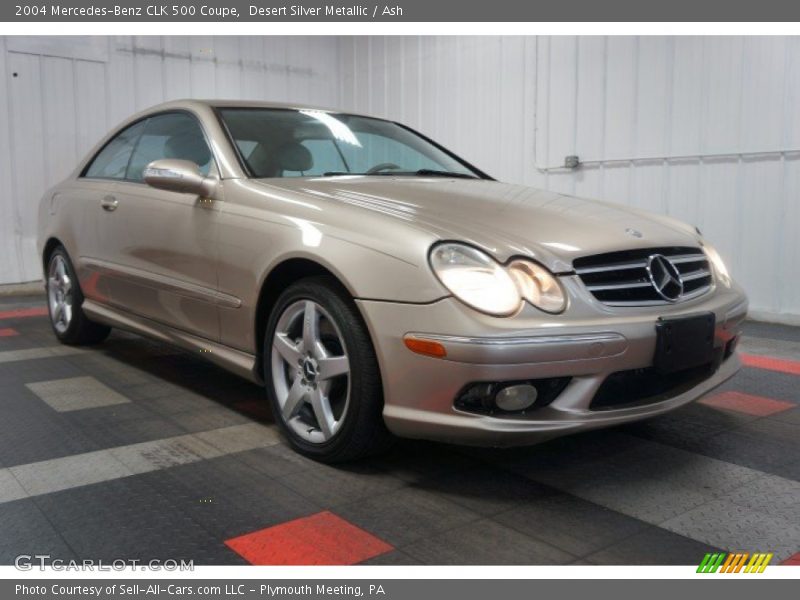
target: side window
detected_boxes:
[125,113,212,182]
[84,120,146,180]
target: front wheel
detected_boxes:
[264,277,392,462]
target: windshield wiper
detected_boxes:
[365,169,479,179]
[411,169,478,179]
[322,169,479,179]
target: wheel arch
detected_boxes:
[42,237,64,274]
[253,257,369,380]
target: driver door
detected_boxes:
[95,112,222,341]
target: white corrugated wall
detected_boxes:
[2,35,798,325]
[338,36,800,325]
[0,35,340,286]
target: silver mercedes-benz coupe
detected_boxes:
[37,99,748,461]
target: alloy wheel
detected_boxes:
[48,254,73,335]
[270,300,351,444]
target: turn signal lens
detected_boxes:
[404,336,447,358]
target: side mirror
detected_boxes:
[143,159,218,198]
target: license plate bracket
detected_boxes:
[654,312,716,374]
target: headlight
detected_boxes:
[704,244,731,287]
[429,243,567,316]
[430,243,521,316]
[508,259,567,313]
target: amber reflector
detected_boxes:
[403,337,447,358]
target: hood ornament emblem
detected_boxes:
[646,254,684,301]
[625,228,643,238]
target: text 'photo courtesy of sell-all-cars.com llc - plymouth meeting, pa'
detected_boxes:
[37,99,748,462]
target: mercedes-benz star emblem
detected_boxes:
[302,358,318,383]
[646,254,684,301]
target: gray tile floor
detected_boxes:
[0,296,798,565]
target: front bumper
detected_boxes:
[357,276,747,447]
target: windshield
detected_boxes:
[218,108,483,179]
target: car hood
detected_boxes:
[253,177,702,273]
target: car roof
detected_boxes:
[141,98,372,118]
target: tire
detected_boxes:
[264,276,393,462]
[46,246,111,345]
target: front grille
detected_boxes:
[573,246,713,306]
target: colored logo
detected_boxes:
[697,552,773,573]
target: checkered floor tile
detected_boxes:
[700,391,794,417]
[1,296,798,566]
[225,511,393,565]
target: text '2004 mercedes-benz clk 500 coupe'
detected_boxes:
[38,100,748,462]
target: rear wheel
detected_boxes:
[264,277,392,462]
[46,247,111,345]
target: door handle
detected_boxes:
[101,195,118,212]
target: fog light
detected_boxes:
[454,377,571,415]
[495,384,538,412]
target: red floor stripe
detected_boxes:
[225,511,393,565]
[0,306,48,320]
[741,353,800,376]
[700,390,794,417]
[0,328,19,337]
[781,552,800,566]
